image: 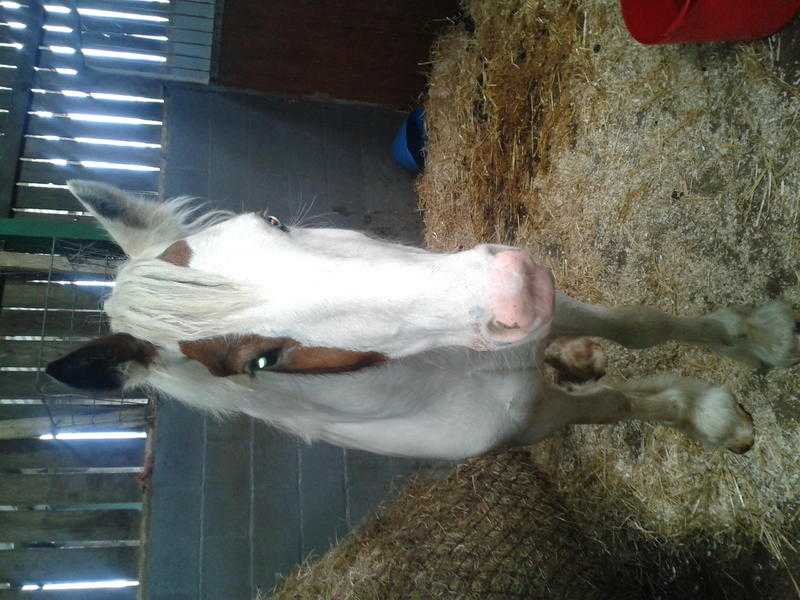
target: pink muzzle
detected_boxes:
[484,248,554,346]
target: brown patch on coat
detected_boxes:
[179,335,386,377]
[158,240,192,267]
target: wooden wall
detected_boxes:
[214,0,462,107]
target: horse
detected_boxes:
[46,180,798,459]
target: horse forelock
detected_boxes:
[104,257,257,345]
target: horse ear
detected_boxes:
[67,180,186,257]
[46,333,156,391]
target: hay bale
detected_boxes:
[268,451,794,599]
[418,0,799,583]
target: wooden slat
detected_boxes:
[169,26,211,45]
[172,14,212,32]
[0,546,138,581]
[0,590,138,600]
[22,136,162,166]
[0,2,44,219]
[171,54,208,71]
[0,309,106,338]
[18,161,159,191]
[0,69,13,87]
[34,67,163,98]
[13,185,82,212]
[0,46,23,66]
[1,280,107,310]
[172,41,211,59]
[26,114,163,145]
[0,407,146,439]
[2,509,140,543]
[77,0,170,16]
[13,185,153,213]
[0,472,142,504]
[0,373,84,405]
[0,404,90,423]
[0,438,144,470]
[0,251,115,276]
[174,0,214,18]
[81,56,170,79]
[77,17,167,37]
[0,339,83,368]
[29,93,164,122]
[36,52,81,72]
[75,31,166,54]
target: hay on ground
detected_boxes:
[269,0,799,596]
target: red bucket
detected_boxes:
[620,0,800,44]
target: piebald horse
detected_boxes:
[47,181,799,459]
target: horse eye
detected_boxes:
[260,211,289,232]
[247,348,282,375]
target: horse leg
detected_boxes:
[515,375,754,453]
[551,293,799,369]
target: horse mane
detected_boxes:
[105,199,253,345]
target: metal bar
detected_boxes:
[0,217,107,240]
[0,2,46,218]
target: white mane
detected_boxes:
[105,197,254,344]
[105,258,258,344]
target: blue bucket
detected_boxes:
[391,107,427,173]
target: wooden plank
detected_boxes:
[0,408,146,440]
[22,137,161,167]
[0,3,44,218]
[80,58,170,80]
[0,251,115,276]
[75,31,166,54]
[0,589,137,599]
[251,423,301,593]
[2,509,140,543]
[14,183,158,214]
[0,339,89,368]
[29,93,164,122]
[0,219,107,240]
[33,69,163,99]
[0,308,106,337]
[77,0,170,16]
[172,41,211,59]
[0,546,138,582]
[18,161,159,192]
[0,402,140,422]
[172,14,212,32]
[1,280,107,310]
[76,17,167,38]
[0,47,23,67]
[169,26,211,45]
[0,472,142,504]
[9,211,97,225]
[174,1,214,19]
[0,438,144,470]
[25,115,163,145]
[36,52,82,73]
[171,54,208,71]
[0,372,84,402]
[13,186,83,212]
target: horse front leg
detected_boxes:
[551,293,799,370]
[514,375,754,453]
